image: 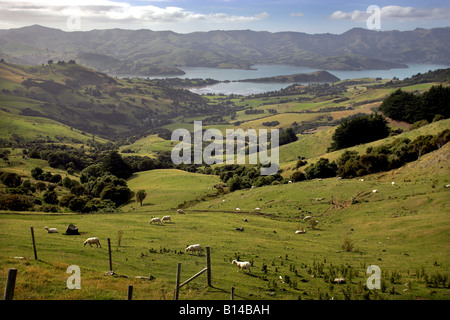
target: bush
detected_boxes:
[0,172,22,188]
[43,190,58,205]
[0,193,34,211]
[305,158,337,179]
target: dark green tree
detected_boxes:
[102,151,132,179]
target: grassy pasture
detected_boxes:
[1,143,449,300]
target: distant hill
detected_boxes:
[1,25,449,75]
[0,61,212,139]
[239,70,340,83]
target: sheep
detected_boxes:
[185,244,202,255]
[295,229,306,234]
[392,181,396,186]
[44,226,58,233]
[161,215,172,223]
[84,237,101,248]
[360,179,364,182]
[315,197,324,201]
[445,184,450,188]
[177,209,185,214]
[372,189,378,193]
[235,227,244,231]
[254,207,261,212]
[232,260,251,273]
[303,215,312,221]
[234,207,241,211]
[150,217,162,224]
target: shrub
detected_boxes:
[0,193,34,211]
[43,190,58,205]
[342,238,354,252]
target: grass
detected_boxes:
[1,143,449,300]
[0,75,449,301]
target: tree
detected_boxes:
[102,151,133,179]
[31,167,44,180]
[329,114,390,151]
[136,189,147,206]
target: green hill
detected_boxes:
[0,61,213,140]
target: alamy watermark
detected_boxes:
[171,121,279,175]
[366,5,381,30]
[66,265,81,289]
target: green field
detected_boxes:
[1,141,449,300]
[0,64,449,300]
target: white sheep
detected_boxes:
[150,217,162,224]
[84,237,101,248]
[392,181,396,186]
[295,229,306,234]
[161,215,172,223]
[235,207,241,211]
[254,207,261,212]
[177,209,185,214]
[303,215,312,221]
[44,226,58,233]
[372,189,378,193]
[185,244,202,254]
[232,260,251,273]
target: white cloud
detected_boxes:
[0,0,269,30]
[290,12,304,17]
[328,5,450,21]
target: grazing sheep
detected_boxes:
[161,216,172,223]
[84,237,101,248]
[150,217,162,224]
[295,229,306,234]
[232,260,251,273]
[288,180,292,184]
[44,226,58,233]
[372,189,378,193]
[445,184,450,188]
[177,209,185,214]
[303,215,312,221]
[235,207,241,211]
[185,244,202,254]
[360,179,364,181]
[316,197,324,201]
[254,207,261,212]
[332,277,346,284]
[392,182,396,186]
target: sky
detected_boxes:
[0,0,449,34]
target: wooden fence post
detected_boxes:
[174,263,181,300]
[107,238,113,272]
[4,268,17,300]
[230,286,235,300]
[206,246,211,287]
[30,226,37,260]
[127,285,133,300]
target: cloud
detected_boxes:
[0,0,269,30]
[328,5,450,21]
[290,12,304,17]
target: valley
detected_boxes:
[0,55,449,300]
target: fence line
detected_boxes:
[174,246,211,300]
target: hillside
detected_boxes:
[239,70,340,83]
[0,61,213,140]
[3,25,449,74]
